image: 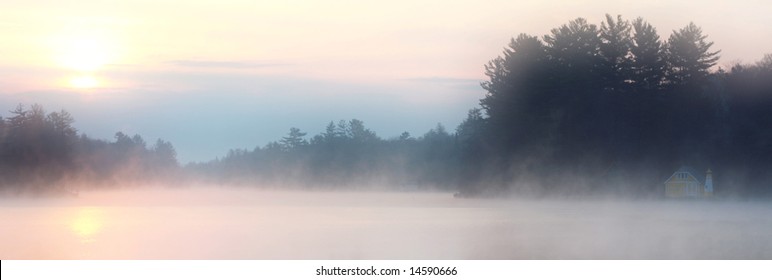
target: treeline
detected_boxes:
[457,15,772,196]
[194,15,772,197]
[187,120,460,189]
[0,104,179,194]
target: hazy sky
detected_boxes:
[1,0,770,162]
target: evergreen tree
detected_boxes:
[480,33,550,155]
[599,14,633,90]
[347,119,377,143]
[280,127,307,151]
[666,22,721,86]
[543,17,604,89]
[630,17,666,90]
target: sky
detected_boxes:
[1,0,771,163]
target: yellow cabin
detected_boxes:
[664,166,713,198]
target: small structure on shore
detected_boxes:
[664,166,713,198]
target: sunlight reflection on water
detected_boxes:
[69,207,104,243]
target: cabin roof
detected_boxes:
[666,166,705,185]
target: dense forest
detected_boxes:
[2,15,772,197]
[462,15,772,197]
[0,104,179,195]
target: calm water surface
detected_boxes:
[2,188,771,259]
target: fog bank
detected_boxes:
[2,188,771,259]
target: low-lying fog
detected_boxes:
[2,187,771,259]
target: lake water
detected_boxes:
[2,188,771,259]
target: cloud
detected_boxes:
[403,76,481,84]
[166,60,289,69]
[402,76,483,92]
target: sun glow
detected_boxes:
[58,37,111,72]
[50,30,117,89]
[69,207,104,243]
[69,75,100,89]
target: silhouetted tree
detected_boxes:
[280,127,307,151]
[347,119,377,143]
[600,14,633,91]
[666,22,721,86]
[630,17,666,90]
[480,33,552,158]
[544,18,604,89]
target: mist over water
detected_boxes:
[2,187,771,259]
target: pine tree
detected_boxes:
[599,14,633,90]
[630,17,666,90]
[666,22,720,85]
[280,127,307,151]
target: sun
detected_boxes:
[50,31,117,89]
